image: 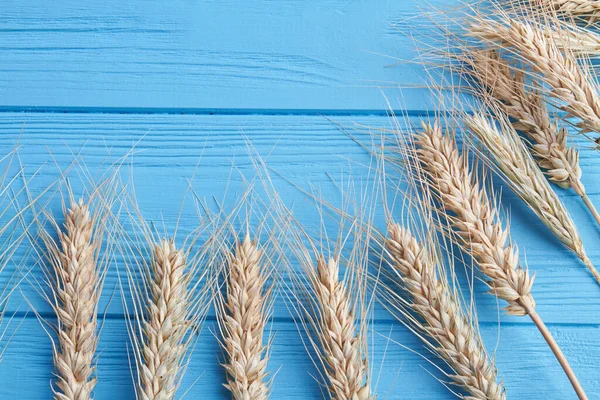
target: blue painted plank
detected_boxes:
[0,1,597,399]
[0,0,452,111]
[1,112,599,330]
[0,317,597,399]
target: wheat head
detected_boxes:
[545,25,600,56]
[414,122,590,398]
[415,122,536,316]
[464,49,584,192]
[221,233,270,400]
[52,200,99,400]
[386,223,505,400]
[465,113,600,284]
[469,17,600,137]
[313,255,370,400]
[138,239,190,400]
[463,49,600,225]
[519,0,600,24]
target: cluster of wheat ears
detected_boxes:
[0,0,599,400]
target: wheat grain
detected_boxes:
[312,255,370,400]
[415,122,588,399]
[465,113,600,284]
[52,200,99,400]
[221,233,270,400]
[138,239,190,400]
[386,223,505,400]
[469,17,600,139]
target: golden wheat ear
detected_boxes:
[52,200,100,400]
[384,222,506,400]
[217,232,271,400]
[280,214,374,400]
[468,15,600,143]
[32,188,117,400]
[464,111,600,285]
[115,184,214,400]
[211,181,301,400]
[138,239,191,399]
[311,254,370,400]
[414,121,587,399]
[456,48,600,226]
[510,0,600,25]
[257,187,372,399]
[9,139,129,400]
[490,0,600,57]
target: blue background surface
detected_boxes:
[0,1,599,399]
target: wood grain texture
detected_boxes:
[1,1,599,398]
[0,112,598,399]
[0,0,450,111]
[1,113,599,323]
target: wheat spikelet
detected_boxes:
[465,113,600,284]
[117,187,212,400]
[461,49,600,226]
[545,25,600,56]
[469,17,600,138]
[52,200,99,400]
[312,255,370,400]
[517,0,600,24]
[221,233,270,400]
[386,223,505,400]
[138,239,190,400]
[415,122,588,398]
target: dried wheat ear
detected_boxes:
[465,113,600,285]
[385,223,506,400]
[138,239,190,400]
[415,121,588,399]
[461,48,600,225]
[312,255,370,400]
[50,200,100,400]
[469,16,600,142]
[221,233,270,400]
[513,0,600,24]
[544,25,600,57]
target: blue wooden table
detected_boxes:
[0,1,598,399]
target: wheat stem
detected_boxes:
[222,234,270,400]
[581,253,600,284]
[581,193,600,226]
[523,303,588,400]
[52,200,99,400]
